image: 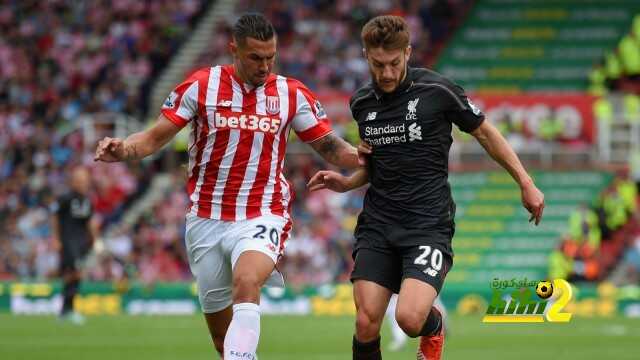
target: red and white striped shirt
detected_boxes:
[161,64,332,222]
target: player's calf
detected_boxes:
[224,251,275,360]
[204,307,232,357]
[353,304,385,359]
[417,307,445,360]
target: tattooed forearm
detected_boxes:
[125,143,139,160]
[317,135,340,161]
[310,134,359,168]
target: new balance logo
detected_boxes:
[366,112,377,121]
[424,267,439,277]
[409,122,422,141]
[217,100,233,107]
[406,98,419,120]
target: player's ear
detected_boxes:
[229,39,238,57]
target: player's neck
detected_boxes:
[232,64,256,89]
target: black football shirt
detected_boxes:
[350,67,484,228]
[53,192,93,257]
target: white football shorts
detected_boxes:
[185,213,291,313]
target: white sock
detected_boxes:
[387,295,407,343]
[224,303,261,360]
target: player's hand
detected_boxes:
[357,142,372,166]
[521,182,544,225]
[94,137,126,162]
[307,170,353,193]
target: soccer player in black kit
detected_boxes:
[51,167,98,324]
[308,16,545,359]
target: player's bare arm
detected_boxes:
[308,141,373,192]
[471,120,545,225]
[307,167,369,192]
[308,133,361,169]
[94,114,181,162]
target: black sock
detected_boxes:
[61,279,79,315]
[419,307,442,336]
[353,336,381,360]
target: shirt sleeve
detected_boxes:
[442,83,485,133]
[291,83,333,143]
[160,77,200,128]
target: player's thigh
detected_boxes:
[227,215,291,296]
[397,227,453,295]
[395,228,453,327]
[351,222,403,293]
[185,214,232,313]
[396,278,438,331]
[353,279,393,321]
[351,247,398,328]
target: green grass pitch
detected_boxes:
[1,314,638,359]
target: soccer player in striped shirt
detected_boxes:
[95,13,361,360]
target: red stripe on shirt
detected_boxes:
[185,68,212,208]
[220,82,258,221]
[246,76,279,219]
[196,68,233,218]
[270,78,297,216]
[279,216,293,255]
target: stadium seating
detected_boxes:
[447,171,613,286]
[194,0,472,93]
[436,0,640,92]
[589,12,640,95]
[0,0,206,280]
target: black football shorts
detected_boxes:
[351,221,454,294]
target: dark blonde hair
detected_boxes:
[361,15,410,51]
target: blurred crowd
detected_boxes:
[1,0,471,285]
[549,173,639,282]
[590,14,640,95]
[0,0,204,280]
[8,0,640,290]
[194,0,470,93]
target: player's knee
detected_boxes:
[232,272,261,301]
[355,307,383,340]
[396,308,426,338]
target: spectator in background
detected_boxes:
[0,0,473,287]
[50,167,99,324]
[194,0,469,94]
[554,171,640,283]
[0,0,204,283]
